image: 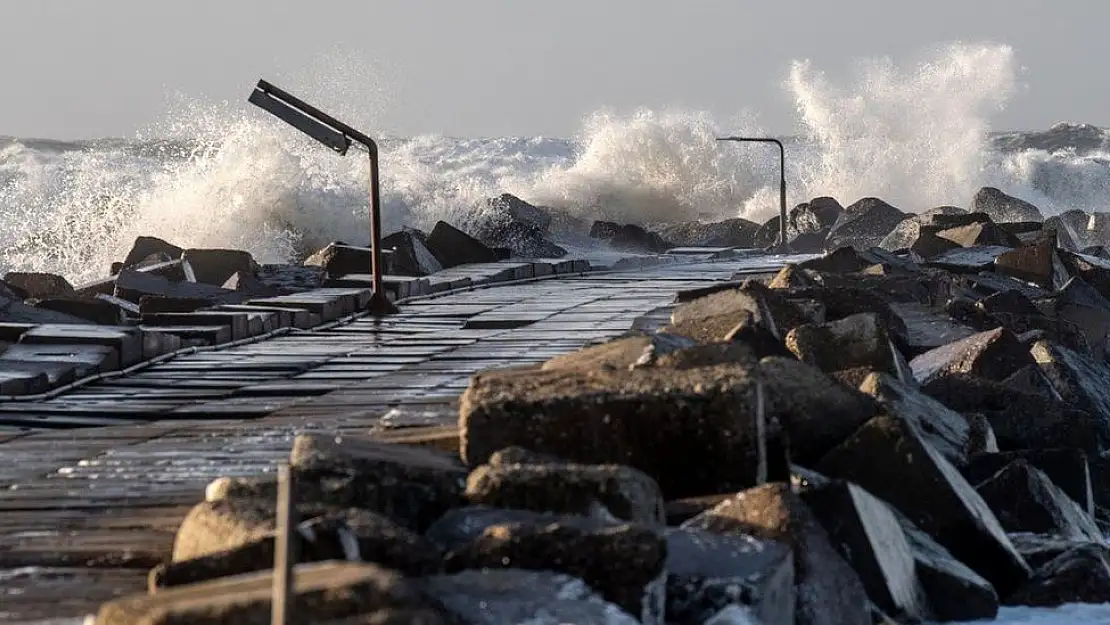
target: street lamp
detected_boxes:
[716,137,788,251]
[248,79,397,316]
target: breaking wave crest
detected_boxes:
[2,41,1110,283]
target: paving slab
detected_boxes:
[20,324,144,367]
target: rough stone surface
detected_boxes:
[785,313,892,374]
[381,230,444,276]
[654,218,761,248]
[966,449,1094,516]
[664,527,796,625]
[121,236,184,268]
[426,221,500,268]
[1054,277,1110,358]
[937,222,1022,248]
[972,187,1045,223]
[800,481,931,621]
[682,483,872,625]
[1007,544,1110,607]
[443,521,666,623]
[994,237,1066,289]
[3,272,74,299]
[895,511,1000,621]
[859,372,972,469]
[825,198,909,251]
[465,461,665,525]
[975,460,1104,543]
[420,569,640,625]
[817,415,1031,596]
[1031,340,1110,428]
[909,327,1032,386]
[181,249,256,286]
[96,562,426,625]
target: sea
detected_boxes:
[3,41,1110,624]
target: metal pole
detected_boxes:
[368,145,384,298]
[716,137,788,249]
[272,464,296,625]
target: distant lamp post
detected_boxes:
[716,137,789,251]
[248,79,397,316]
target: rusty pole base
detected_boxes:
[366,291,400,317]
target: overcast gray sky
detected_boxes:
[1,0,1106,139]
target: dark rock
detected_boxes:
[652,218,761,248]
[420,569,639,625]
[1043,216,1081,251]
[181,249,256,286]
[785,313,893,375]
[120,235,184,269]
[817,415,1031,596]
[460,357,875,499]
[464,461,665,525]
[1054,277,1110,357]
[139,296,220,314]
[604,223,672,253]
[472,196,568,258]
[825,198,910,251]
[1002,363,1062,401]
[1007,532,1101,569]
[220,271,278,297]
[927,246,1013,273]
[798,246,873,274]
[1059,250,1110,299]
[665,281,806,352]
[152,507,441,588]
[443,521,665,623]
[789,197,844,239]
[482,193,552,231]
[682,483,872,625]
[1032,340,1110,427]
[937,222,1022,248]
[289,435,468,531]
[425,221,500,268]
[3,272,74,300]
[994,237,1069,290]
[423,507,586,551]
[96,562,425,625]
[975,460,1103,543]
[304,242,388,278]
[968,449,1094,516]
[895,512,1000,621]
[664,528,795,625]
[966,413,1001,455]
[1081,245,1110,259]
[789,228,832,253]
[909,327,1032,386]
[972,187,1045,223]
[910,229,962,258]
[859,372,972,469]
[380,230,443,276]
[114,269,242,304]
[801,481,931,621]
[0,290,94,325]
[1007,544,1110,607]
[922,374,1110,454]
[34,297,128,325]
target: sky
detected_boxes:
[1,0,1108,139]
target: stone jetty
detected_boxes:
[4,188,1110,623]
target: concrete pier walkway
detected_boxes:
[0,252,805,622]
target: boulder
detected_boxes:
[825,198,909,250]
[33,297,128,325]
[922,374,1110,454]
[380,230,443,276]
[1054,277,1110,358]
[878,207,968,252]
[654,218,760,248]
[859,372,972,469]
[95,562,427,625]
[220,271,278,297]
[975,460,1103,543]
[114,269,241,304]
[967,449,1094,516]
[304,242,393,278]
[788,196,844,239]
[937,222,1022,248]
[972,187,1045,223]
[895,512,1000,621]
[0,289,94,325]
[3,272,74,300]
[443,521,666,624]
[1001,363,1063,401]
[1007,532,1102,569]
[590,222,672,253]
[927,246,1014,273]
[1006,544,1110,607]
[1059,250,1110,299]
[682,483,872,625]
[472,195,568,258]
[181,249,256,286]
[1031,340,1110,427]
[664,527,795,625]
[666,281,809,349]
[420,569,639,625]
[908,327,1032,386]
[994,237,1069,290]
[289,435,468,531]
[425,221,500,268]
[459,358,875,499]
[801,481,931,621]
[153,507,441,589]
[784,313,893,375]
[464,460,665,526]
[120,235,184,269]
[817,415,1031,596]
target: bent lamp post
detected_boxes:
[716,136,788,251]
[249,79,398,316]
